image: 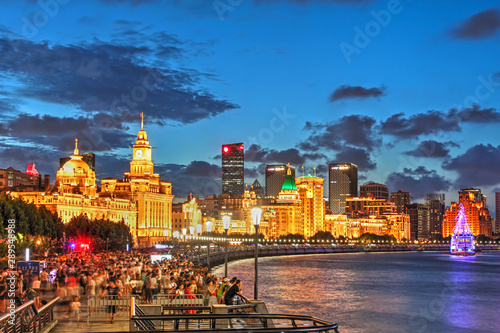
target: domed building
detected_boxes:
[10,140,138,239]
[56,139,97,197]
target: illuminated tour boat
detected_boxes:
[450,204,475,255]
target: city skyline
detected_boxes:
[0,0,499,208]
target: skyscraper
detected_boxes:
[265,164,295,198]
[360,182,389,200]
[425,193,445,239]
[328,163,358,214]
[221,143,244,196]
[407,204,430,241]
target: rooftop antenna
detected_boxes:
[140,112,144,130]
[314,167,316,177]
[301,165,304,177]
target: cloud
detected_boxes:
[329,85,386,102]
[404,140,456,158]
[442,144,500,188]
[300,115,380,151]
[450,8,500,39]
[386,166,452,199]
[451,105,500,123]
[156,161,222,199]
[334,146,376,170]
[380,111,460,138]
[0,144,62,176]
[245,144,325,165]
[0,36,238,125]
[2,113,134,152]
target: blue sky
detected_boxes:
[0,0,499,213]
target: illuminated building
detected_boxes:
[425,193,445,239]
[263,169,302,237]
[172,197,202,235]
[0,167,41,191]
[406,204,430,241]
[296,174,324,238]
[265,164,295,198]
[496,192,500,234]
[328,163,357,214]
[198,190,258,234]
[60,153,95,172]
[324,213,410,240]
[390,190,411,214]
[251,179,264,199]
[56,139,97,197]
[26,163,38,176]
[345,197,396,217]
[222,143,244,196]
[10,139,137,229]
[101,115,174,247]
[443,188,492,237]
[360,183,389,200]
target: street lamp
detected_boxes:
[252,205,262,300]
[222,215,231,277]
[206,220,213,269]
[182,228,187,243]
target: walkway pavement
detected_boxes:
[41,290,130,332]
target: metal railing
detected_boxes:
[0,296,59,333]
[129,313,339,332]
[87,294,132,324]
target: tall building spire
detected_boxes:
[74,138,79,155]
[140,112,144,130]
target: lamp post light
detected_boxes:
[222,215,231,277]
[251,205,262,300]
[182,228,187,244]
[206,220,213,269]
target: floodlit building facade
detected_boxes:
[263,169,303,237]
[443,188,493,237]
[10,139,137,234]
[101,120,174,247]
[296,174,324,238]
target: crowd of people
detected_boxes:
[0,249,247,324]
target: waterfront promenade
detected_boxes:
[3,243,499,333]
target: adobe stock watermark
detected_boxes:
[213,0,243,21]
[246,106,296,146]
[407,279,453,333]
[189,106,296,196]
[20,0,71,39]
[6,219,17,325]
[339,0,407,64]
[451,73,500,116]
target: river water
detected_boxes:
[213,251,500,333]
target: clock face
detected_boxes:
[135,149,143,158]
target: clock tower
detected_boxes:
[130,114,154,177]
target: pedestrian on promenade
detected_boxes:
[100,278,122,324]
